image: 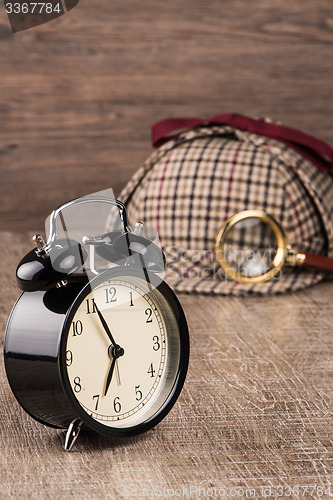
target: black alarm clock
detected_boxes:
[4,191,189,451]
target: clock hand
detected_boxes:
[95,304,117,347]
[94,303,124,393]
[115,359,121,386]
[104,344,125,396]
[104,357,116,397]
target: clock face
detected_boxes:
[61,271,186,434]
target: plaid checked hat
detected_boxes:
[120,114,333,295]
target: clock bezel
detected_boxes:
[58,267,189,437]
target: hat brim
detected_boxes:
[164,259,325,295]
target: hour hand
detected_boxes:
[104,357,116,397]
[104,344,125,396]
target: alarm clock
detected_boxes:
[4,191,189,451]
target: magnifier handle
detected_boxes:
[302,252,333,273]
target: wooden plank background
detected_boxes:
[0,0,333,231]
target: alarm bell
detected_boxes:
[16,237,88,292]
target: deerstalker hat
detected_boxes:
[120,114,333,295]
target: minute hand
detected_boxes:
[95,305,117,347]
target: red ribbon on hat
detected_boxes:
[152,113,333,175]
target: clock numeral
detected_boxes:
[105,287,117,303]
[72,320,83,336]
[135,385,143,401]
[129,291,134,307]
[145,308,153,323]
[152,335,160,351]
[147,363,155,378]
[66,350,73,366]
[73,376,82,393]
[86,298,97,314]
[113,397,121,413]
[93,394,100,411]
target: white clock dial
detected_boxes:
[65,275,180,428]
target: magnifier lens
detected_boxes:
[223,217,279,279]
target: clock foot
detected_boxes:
[64,419,82,452]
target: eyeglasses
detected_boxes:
[215,210,333,284]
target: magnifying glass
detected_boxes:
[215,210,333,284]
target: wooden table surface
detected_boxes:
[0,233,333,499]
[1,1,333,497]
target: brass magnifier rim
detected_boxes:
[215,210,287,284]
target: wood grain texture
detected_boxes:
[0,232,332,498]
[0,0,333,230]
